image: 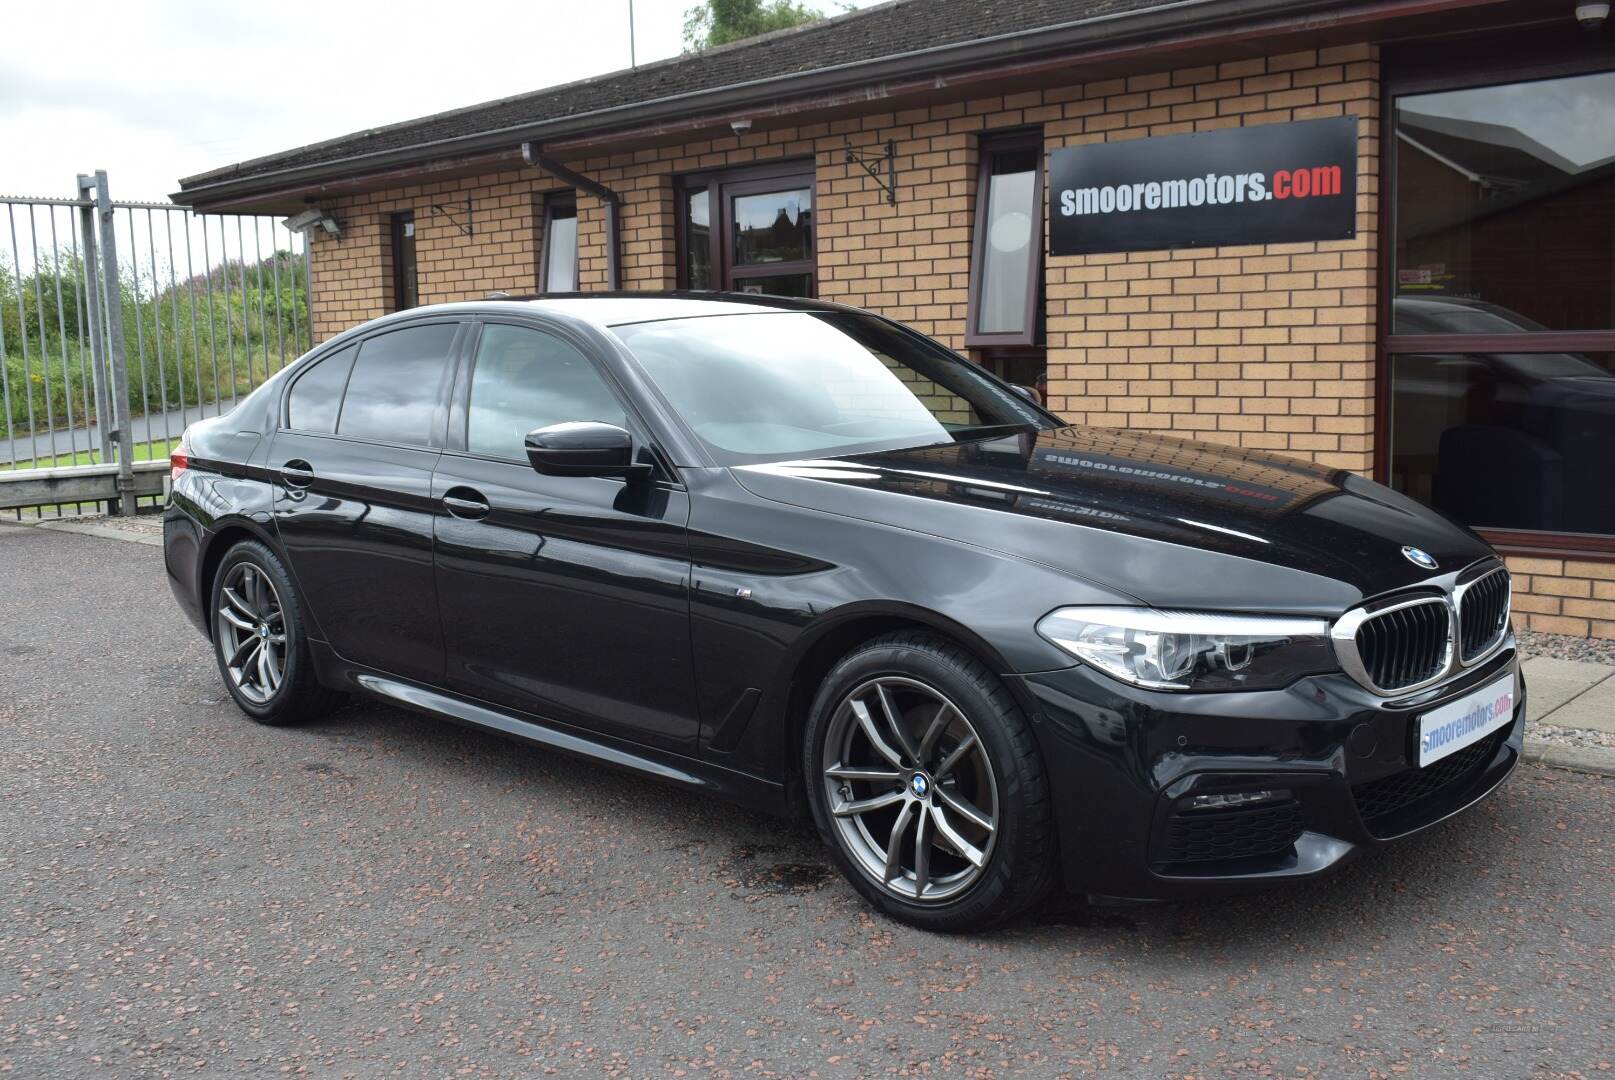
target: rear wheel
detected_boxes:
[804,632,1055,931]
[210,539,343,725]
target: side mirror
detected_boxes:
[524,422,650,479]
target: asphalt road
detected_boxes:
[1,521,1611,1079]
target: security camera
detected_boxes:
[730,118,753,135]
[282,208,342,239]
[283,208,323,231]
[1577,1,1610,29]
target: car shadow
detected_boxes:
[290,694,1523,943]
[295,693,827,844]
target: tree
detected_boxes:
[682,0,828,51]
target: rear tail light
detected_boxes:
[170,436,191,485]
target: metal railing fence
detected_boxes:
[1,170,311,517]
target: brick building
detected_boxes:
[175,0,1615,638]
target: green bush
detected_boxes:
[1,252,310,439]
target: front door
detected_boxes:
[270,320,462,684]
[431,321,699,753]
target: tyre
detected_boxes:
[803,631,1055,932]
[209,538,344,725]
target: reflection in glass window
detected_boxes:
[1395,70,1615,333]
[337,324,458,447]
[286,345,356,434]
[976,149,1039,335]
[684,186,711,289]
[613,311,1047,465]
[1391,351,1615,536]
[732,189,812,265]
[543,198,578,292]
[735,272,812,297]
[467,325,626,461]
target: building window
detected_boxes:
[967,132,1043,348]
[540,195,578,292]
[390,212,418,311]
[683,184,711,289]
[678,163,815,296]
[1387,64,1615,548]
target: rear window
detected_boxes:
[336,323,459,447]
[286,345,356,434]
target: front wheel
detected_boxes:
[804,632,1055,932]
[210,539,343,725]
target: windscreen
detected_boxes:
[611,311,1051,465]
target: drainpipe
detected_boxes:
[521,142,622,290]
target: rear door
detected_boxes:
[270,319,463,683]
[430,319,699,753]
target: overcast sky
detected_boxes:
[1,0,887,203]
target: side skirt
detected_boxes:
[312,642,787,816]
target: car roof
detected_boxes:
[378,291,857,330]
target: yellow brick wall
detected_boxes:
[1506,557,1615,641]
[1042,45,1380,475]
[299,42,1609,635]
[564,109,977,346]
[310,46,1378,447]
[307,170,560,341]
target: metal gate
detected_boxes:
[1,170,311,517]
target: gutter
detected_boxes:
[174,0,1509,207]
[523,143,622,290]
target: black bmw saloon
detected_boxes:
[164,294,1524,931]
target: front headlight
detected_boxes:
[1036,606,1337,692]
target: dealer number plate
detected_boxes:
[1417,671,1516,768]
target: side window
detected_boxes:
[467,324,627,461]
[337,323,458,447]
[286,344,357,434]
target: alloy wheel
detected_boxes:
[216,562,287,705]
[820,676,1000,903]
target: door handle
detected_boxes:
[442,486,491,520]
[280,459,315,489]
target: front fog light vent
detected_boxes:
[1186,789,1290,811]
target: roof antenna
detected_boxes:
[629,0,637,67]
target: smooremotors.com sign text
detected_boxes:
[1049,116,1358,256]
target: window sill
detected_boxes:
[1479,529,1615,563]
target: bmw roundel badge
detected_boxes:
[1401,545,1438,571]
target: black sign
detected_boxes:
[1049,116,1358,255]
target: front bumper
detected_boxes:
[1010,644,1523,899]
